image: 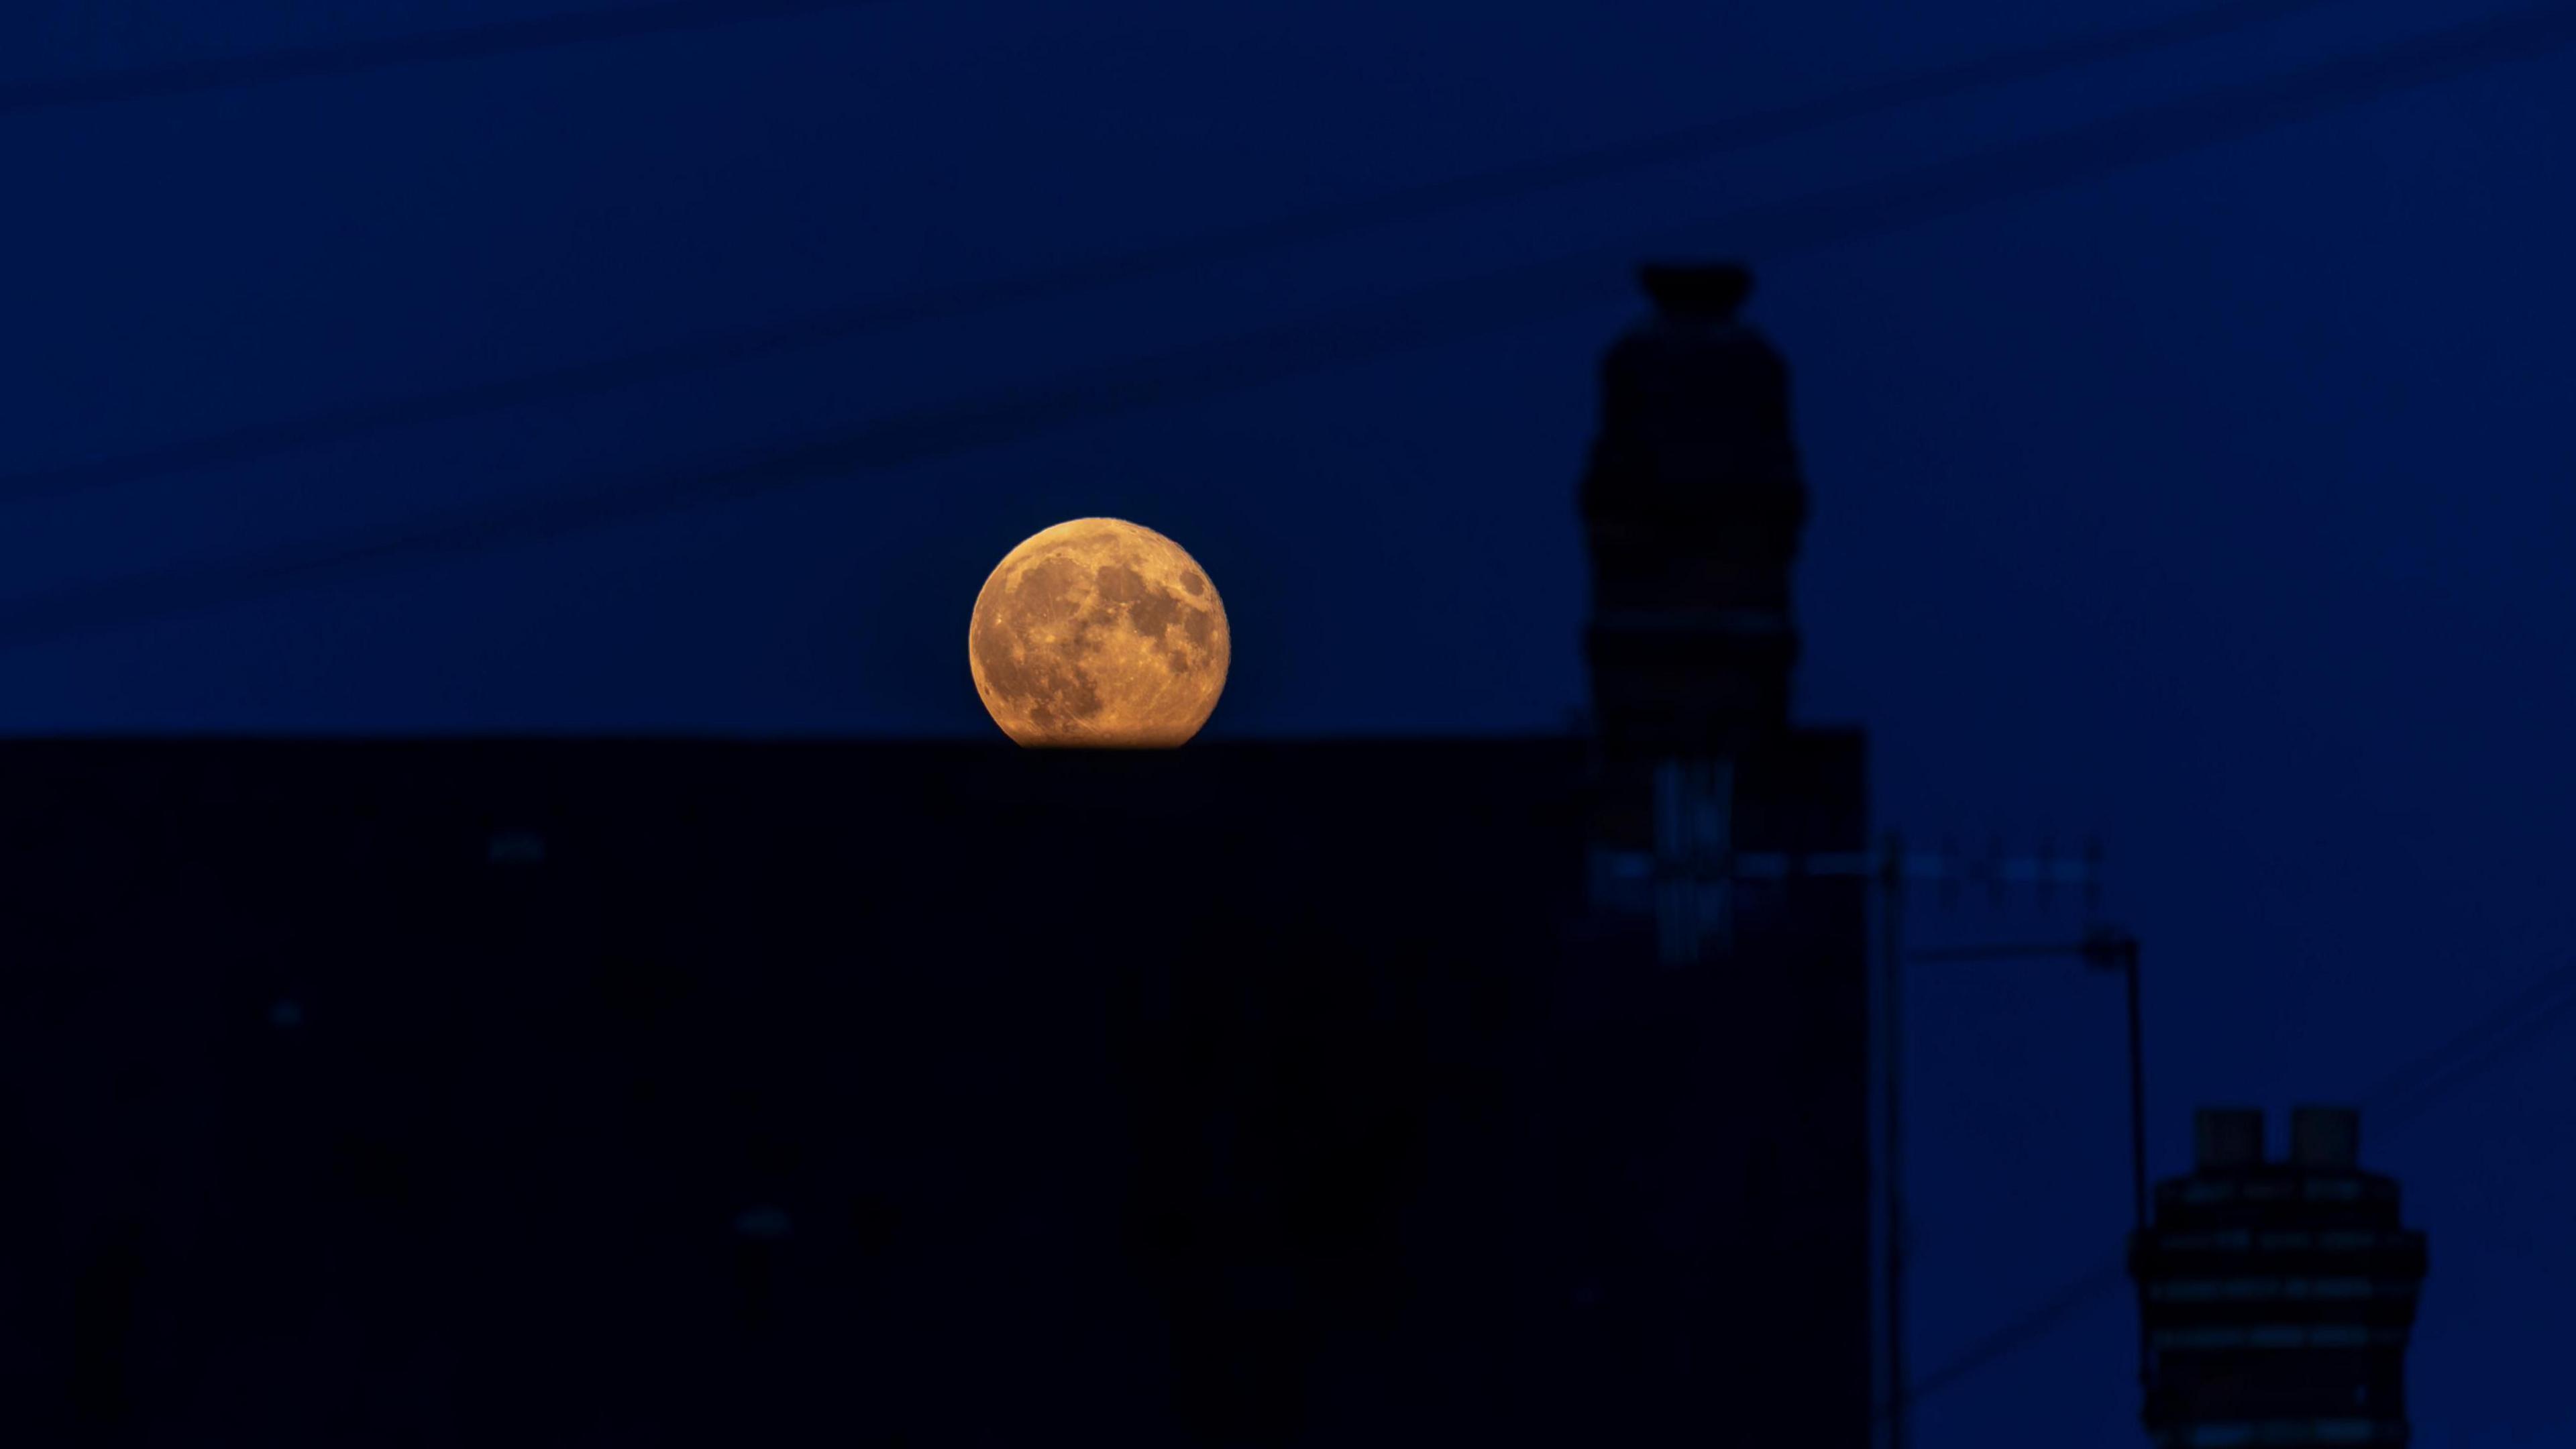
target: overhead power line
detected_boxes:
[2367,959,2576,1131]
[0,0,2377,507]
[1892,949,2576,1419]
[1900,1260,2135,1414]
[0,0,902,120]
[2,0,2573,653]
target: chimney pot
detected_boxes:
[1639,261,1755,320]
[2291,1106,2361,1169]
[2195,1107,2263,1171]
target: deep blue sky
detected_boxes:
[7,1,2575,1442]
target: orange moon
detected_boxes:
[969,518,1230,748]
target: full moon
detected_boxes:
[969,517,1230,748]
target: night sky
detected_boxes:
[7,1,2575,1444]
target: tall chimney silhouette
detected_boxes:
[2131,1106,2430,1446]
[1579,260,1809,765]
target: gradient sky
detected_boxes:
[5,1,2574,1443]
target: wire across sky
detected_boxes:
[0,0,904,119]
[0,0,2396,508]
[4,0,2571,655]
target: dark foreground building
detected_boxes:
[2129,1108,2431,1447]
[2,264,1872,1447]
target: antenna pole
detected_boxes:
[1882,830,1908,1449]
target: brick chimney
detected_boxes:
[1578,260,1809,766]
[2129,1106,2428,1447]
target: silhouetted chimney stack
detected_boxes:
[2131,1105,2428,1447]
[1578,260,1809,765]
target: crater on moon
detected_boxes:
[969,518,1230,748]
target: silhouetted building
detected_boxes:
[2128,1107,2430,1447]
[0,734,1868,1448]
[1,264,1872,1448]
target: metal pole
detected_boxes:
[1911,927,2146,1418]
[2123,939,2146,1236]
[1882,831,1907,1449]
[2123,937,2151,1403]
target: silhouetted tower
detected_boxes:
[1570,263,1872,1449]
[1580,261,1807,755]
[1580,261,1809,857]
[2129,1107,2430,1447]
